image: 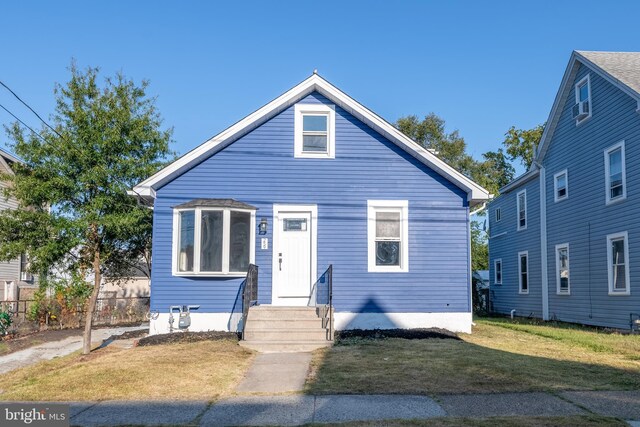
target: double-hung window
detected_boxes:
[294,104,335,158]
[495,208,501,222]
[517,190,527,231]
[554,170,568,202]
[607,231,630,295]
[574,74,592,124]
[518,251,529,294]
[494,259,502,285]
[367,200,408,272]
[173,200,256,276]
[555,243,570,294]
[605,141,626,205]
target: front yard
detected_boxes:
[306,317,640,395]
[0,338,254,401]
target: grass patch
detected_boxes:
[0,339,254,401]
[306,415,627,427]
[0,342,7,355]
[307,319,640,395]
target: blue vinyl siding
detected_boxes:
[543,63,640,329]
[489,177,542,318]
[151,92,471,315]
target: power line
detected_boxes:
[0,80,154,207]
[0,80,64,139]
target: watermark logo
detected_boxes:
[1,404,69,427]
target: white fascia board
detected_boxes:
[133,74,490,205]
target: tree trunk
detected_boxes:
[82,249,101,355]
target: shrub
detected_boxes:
[0,309,12,335]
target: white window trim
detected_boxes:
[604,141,627,206]
[554,169,569,202]
[494,258,502,285]
[555,243,570,295]
[294,103,336,159]
[517,190,527,231]
[574,74,592,125]
[495,208,501,222]
[518,251,529,294]
[367,200,409,273]
[607,231,630,296]
[172,207,256,277]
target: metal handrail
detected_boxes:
[309,264,333,340]
[241,264,258,339]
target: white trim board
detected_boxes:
[132,74,489,206]
[333,312,473,334]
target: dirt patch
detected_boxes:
[0,329,82,355]
[138,330,239,347]
[335,328,460,341]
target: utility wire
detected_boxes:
[0,80,154,207]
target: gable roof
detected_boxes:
[132,74,489,206]
[535,50,640,164]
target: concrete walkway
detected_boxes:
[235,352,313,394]
[28,390,639,426]
[0,325,147,375]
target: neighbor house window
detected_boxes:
[518,251,529,294]
[19,254,33,282]
[605,141,626,205]
[555,243,570,295]
[517,190,527,231]
[294,103,335,158]
[607,231,630,295]
[367,200,409,272]
[494,259,502,284]
[173,202,255,276]
[495,208,501,222]
[554,170,568,202]
[574,74,592,124]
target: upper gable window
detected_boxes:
[573,75,591,124]
[294,104,335,158]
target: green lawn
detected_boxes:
[306,318,640,395]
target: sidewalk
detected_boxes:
[0,325,147,375]
[52,390,640,426]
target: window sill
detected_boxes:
[606,196,627,206]
[575,115,592,127]
[557,291,571,296]
[518,290,529,295]
[555,196,568,203]
[608,290,630,296]
[294,152,335,159]
[517,226,527,232]
[173,272,248,278]
[368,267,409,273]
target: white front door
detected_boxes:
[272,205,316,306]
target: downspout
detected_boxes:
[537,163,550,321]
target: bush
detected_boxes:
[0,309,12,335]
[27,275,92,328]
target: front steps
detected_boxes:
[240,306,333,353]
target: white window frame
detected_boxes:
[518,251,529,294]
[494,258,502,284]
[604,141,627,206]
[554,169,569,202]
[294,103,336,159]
[517,190,527,231]
[555,243,570,295]
[607,231,630,296]
[495,207,501,222]
[574,74,592,125]
[367,200,409,273]
[172,207,256,277]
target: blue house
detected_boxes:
[133,73,489,347]
[489,51,640,330]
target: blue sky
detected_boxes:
[1,1,639,173]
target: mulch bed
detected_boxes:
[137,331,239,347]
[104,328,148,342]
[335,328,460,341]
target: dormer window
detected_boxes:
[573,75,591,124]
[294,104,335,158]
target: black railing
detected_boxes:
[309,264,333,340]
[241,264,258,339]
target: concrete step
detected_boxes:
[243,328,329,341]
[240,340,333,353]
[244,318,324,329]
[248,307,321,320]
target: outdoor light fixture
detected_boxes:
[259,218,268,235]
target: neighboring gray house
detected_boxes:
[0,148,35,301]
[489,51,640,330]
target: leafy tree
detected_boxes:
[0,64,172,354]
[470,220,488,272]
[502,124,544,169]
[472,148,515,196]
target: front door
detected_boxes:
[272,205,316,305]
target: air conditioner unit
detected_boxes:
[20,271,33,282]
[573,100,590,119]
